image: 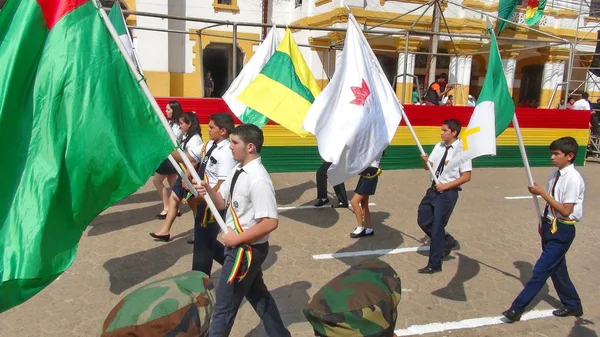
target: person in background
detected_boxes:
[467,94,476,107]
[555,98,566,109]
[566,96,575,110]
[423,73,453,106]
[204,71,215,98]
[412,87,421,104]
[153,101,184,219]
[445,95,454,106]
[574,93,591,111]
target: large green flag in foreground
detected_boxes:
[0,0,173,312]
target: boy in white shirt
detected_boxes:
[417,119,472,274]
[503,137,585,322]
[189,113,237,275]
[194,124,290,337]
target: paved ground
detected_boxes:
[1,165,599,337]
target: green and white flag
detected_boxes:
[108,2,142,73]
[458,29,514,162]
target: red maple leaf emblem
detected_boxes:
[350,79,371,106]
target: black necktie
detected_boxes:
[435,145,452,178]
[228,168,244,205]
[198,142,218,179]
[543,171,561,218]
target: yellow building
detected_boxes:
[119,0,600,107]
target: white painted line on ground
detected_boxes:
[277,203,375,211]
[312,245,429,260]
[401,289,412,292]
[394,309,555,336]
[504,196,542,200]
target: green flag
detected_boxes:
[0,0,173,312]
[497,0,519,34]
[458,28,515,162]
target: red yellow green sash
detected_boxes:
[226,201,253,285]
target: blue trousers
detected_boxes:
[192,203,225,275]
[209,243,290,337]
[511,220,581,312]
[417,187,459,269]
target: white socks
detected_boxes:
[352,226,364,234]
[352,227,374,234]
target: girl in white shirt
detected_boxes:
[153,101,185,218]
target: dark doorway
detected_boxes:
[519,64,543,106]
[203,43,243,97]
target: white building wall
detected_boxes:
[136,0,169,72]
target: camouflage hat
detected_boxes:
[303,258,402,337]
[102,271,216,337]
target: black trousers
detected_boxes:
[316,161,348,204]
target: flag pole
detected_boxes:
[486,18,541,222]
[94,0,229,233]
[118,4,145,75]
[512,114,542,221]
[400,108,440,183]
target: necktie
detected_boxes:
[228,168,244,205]
[435,145,452,178]
[543,171,561,218]
[198,142,218,179]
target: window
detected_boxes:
[213,0,239,12]
[295,0,302,8]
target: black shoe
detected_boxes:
[149,232,170,242]
[187,239,195,244]
[177,210,182,217]
[502,309,522,323]
[418,266,442,274]
[155,212,168,219]
[314,198,330,207]
[443,240,459,257]
[350,228,374,238]
[552,307,583,318]
[332,202,349,208]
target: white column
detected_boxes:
[551,61,566,101]
[449,56,472,86]
[541,62,554,92]
[502,57,517,90]
[396,52,415,84]
[448,56,472,104]
[540,60,566,108]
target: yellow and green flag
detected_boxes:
[237,28,320,137]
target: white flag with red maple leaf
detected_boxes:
[302,13,403,186]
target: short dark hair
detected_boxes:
[582,92,589,100]
[549,137,579,163]
[438,73,448,80]
[232,124,264,153]
[209,113,235,135]
[443,118,462,137]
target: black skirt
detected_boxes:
[155,158,178,175]
[354,167,380,196]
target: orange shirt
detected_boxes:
[431,83,441,91]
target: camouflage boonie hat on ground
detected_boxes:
[102,271,216,337]
[303,258,402,337]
